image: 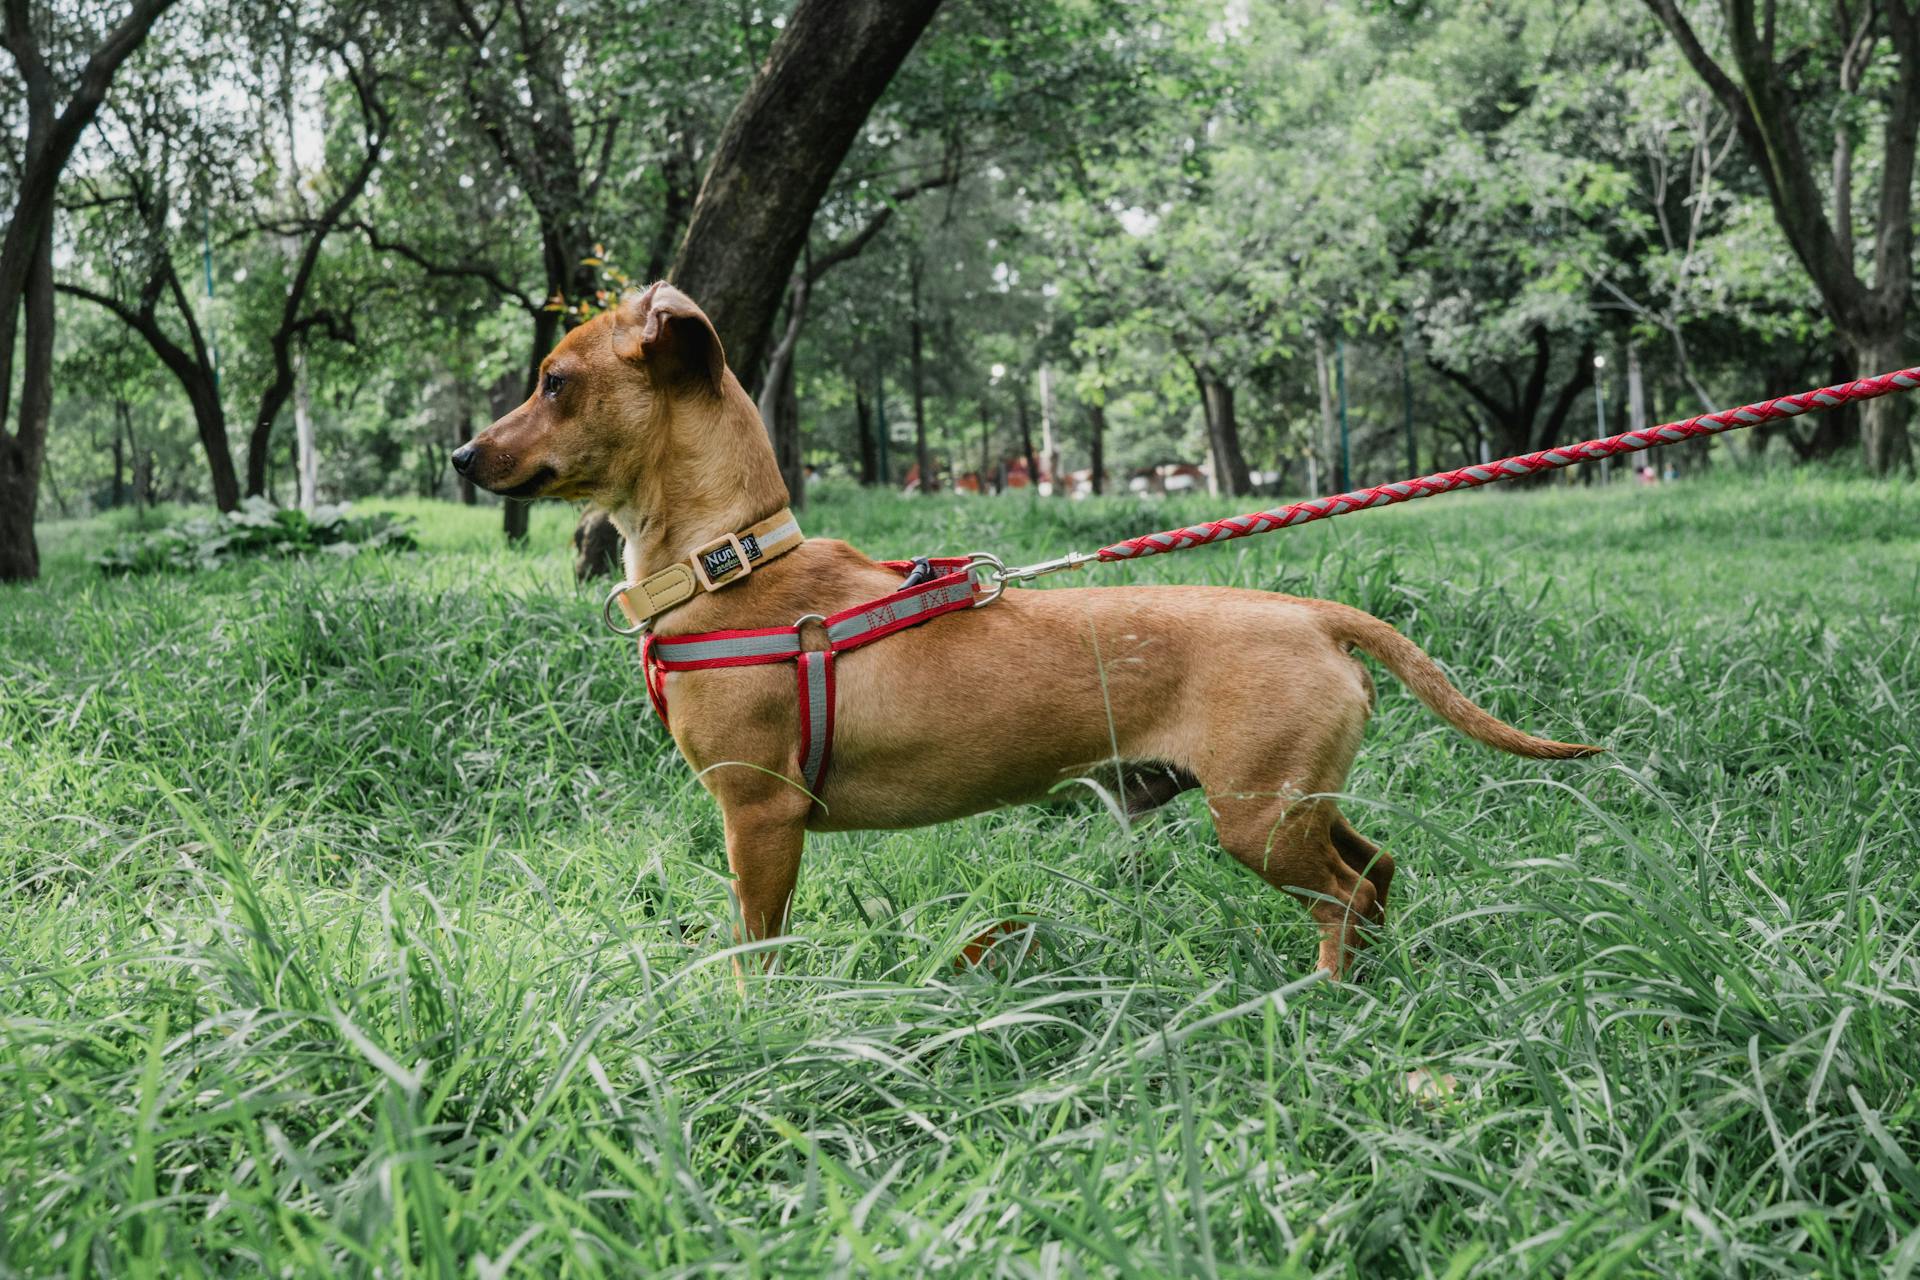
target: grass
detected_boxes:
[3,470,1919,1277]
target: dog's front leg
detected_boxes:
[717,785,810,967]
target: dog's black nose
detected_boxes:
[451,445,477,475]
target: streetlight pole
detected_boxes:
[1593,353,1609,485]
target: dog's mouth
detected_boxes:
[498,465,558,499]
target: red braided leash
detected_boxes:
[1094,366,1920,563]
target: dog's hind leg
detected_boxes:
[1207,791,1381,978]
[1189,656,1381,977]
[1331,814,1394,918]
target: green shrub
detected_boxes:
[91,497,418,574]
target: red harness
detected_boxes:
[640,557,983,798]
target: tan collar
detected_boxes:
[607,507,803,631]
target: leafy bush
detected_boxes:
[92,498,418,574]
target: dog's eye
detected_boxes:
[542,371,565,397]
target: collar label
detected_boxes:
[699,542,744,582]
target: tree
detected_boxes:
[244,23,390,501]
[0,0,175,582]
[58,13,386,512]
[570,0,945,574]
[669,0,945,389]
[1645,0,1919,473]
[362,1,749,546]
[756,161,958,507]
[439,0,613,542]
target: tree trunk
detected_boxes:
[505,311,557,543]
[0,221,54,580]
[1430,332,1593,484]
[503,498,532,543]
[757,273,809,508]
[646,129,699,282]
[774,356,802,502]
[249,193,382,499]
[112,399,130,506]
[1200,373,1252,497]
[1015,386,1038,493]
[875,368,892,486]
[1856,331,1916,474]
[759,361,804,507]
[978,401,992,493]
[293,350,317,512]
[1626,342,1647,433]
[187,378,240,512]
[0,231,53,582]
[0,439,40,581]
[239,342,296,500]
[453,371,477,505]
[855,386,879,486]
[1790,345,1861,461]
[59,266,243,512]
[1088,403,1107,496]
[495,343,540,544]
[1314,336,1337,491]
[669,0,944,385]
[910,305,932,493]
[1039,365,1060,495]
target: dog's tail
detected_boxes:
[1313,601,1602,760]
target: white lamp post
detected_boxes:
[1593,354,1609,484]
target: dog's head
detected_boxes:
[451,282,728,503]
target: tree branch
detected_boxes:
[807,164,960,282]
[1428,358,1513,425]
[344,219,537,312]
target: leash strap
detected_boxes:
[1094,366,1920,564]
[609,507,804,630]
[642,558,980,799]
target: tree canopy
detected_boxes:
[6,0,1918,578]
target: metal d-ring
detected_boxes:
[603,581,649,636]
[793,612,827,636]
[963,551,1008,608]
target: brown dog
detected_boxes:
[453,283,1598,977]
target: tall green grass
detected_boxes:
[3,472,1918,1276]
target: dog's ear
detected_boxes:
[612,282,726,392]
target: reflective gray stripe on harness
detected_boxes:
[796,651,833,794]
[650,631,802,665]
[825,576,975,646]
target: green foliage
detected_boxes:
[90,497,417,575]
[6,478,1919,1273]
[35,0,1909,516]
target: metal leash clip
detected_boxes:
[962,548,1099,608]
[994,550,1099,584]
